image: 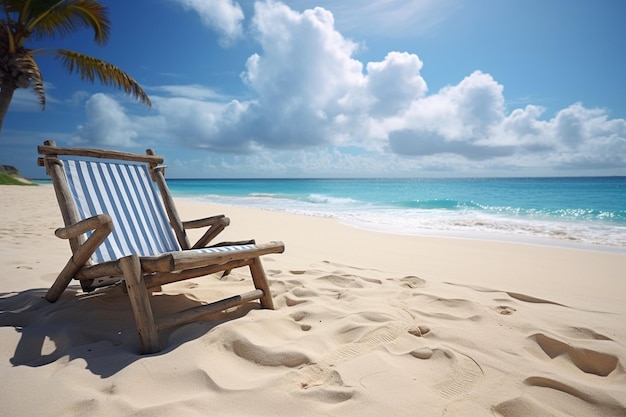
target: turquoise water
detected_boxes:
[168,177,626,252]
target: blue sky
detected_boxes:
[2,0,625,178]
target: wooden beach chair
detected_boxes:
[37,140,284,354]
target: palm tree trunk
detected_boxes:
[0,81,17,136]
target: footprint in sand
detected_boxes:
[432,350,484,400]
[529,332,619,377]
[283,286,320,306]
[316,274,362,288]
[399,276,426,289]
[494,305,516,315]
[288,310,313,331]
[229,336,311,368]
[289,324,411,403]
[289,311,308,322]
[284,297,307,307]
[289,365,356,403]
[410,348,434,359]
[293,321,482,403]
[407,325,431,337]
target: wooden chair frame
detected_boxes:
[37,140,284,353]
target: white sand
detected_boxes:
[1,184,625,416]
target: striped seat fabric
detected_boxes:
[63,158,182,263]
[190,244,256,254]
[63,159,257,264]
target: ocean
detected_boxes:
[167,177,626,253]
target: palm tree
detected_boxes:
[0,0,151,135]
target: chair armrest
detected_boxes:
[46,214,114,303]
[182,214,229,229]
[182,215,230,249]
[55,214,113,239]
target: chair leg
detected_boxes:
[119,255,160,354]
[45,261,77,302]
[249,258,275,310]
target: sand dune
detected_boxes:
[1,185,625,416]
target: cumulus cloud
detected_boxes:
[365,52,428,117]
[240,2,365,147]
[387,71,505,145]
[545,104,626,169]
[173,0,244,46]
[385,71,626,171]
[71,94,139,147]
[72,1,626,175]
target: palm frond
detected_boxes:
[25,0,110,45]
[0,0,28,14]
[56,49,151,107]
[21,53,45,108]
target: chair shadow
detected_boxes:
[0,284,260,378]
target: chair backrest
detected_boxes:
[62,158,181,263]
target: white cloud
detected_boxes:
[384,72,626,170]
[65,90,90,106]
[9,82,61,111]
[545,103,626,169]
[71,94,139,147]
[365,52,428,117]
[149,96,253,151]
[72,1,626,176]
[173,0,244,46]
[149,85,225,100]
[240,1,365,147]
[9,89,42,111]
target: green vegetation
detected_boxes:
[0,165,34,185]
[0,171,33,185]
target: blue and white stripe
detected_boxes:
[187,244,256,254]
[63,159,180,263]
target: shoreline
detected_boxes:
[341,219,626,254]
[178,196,626,255]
